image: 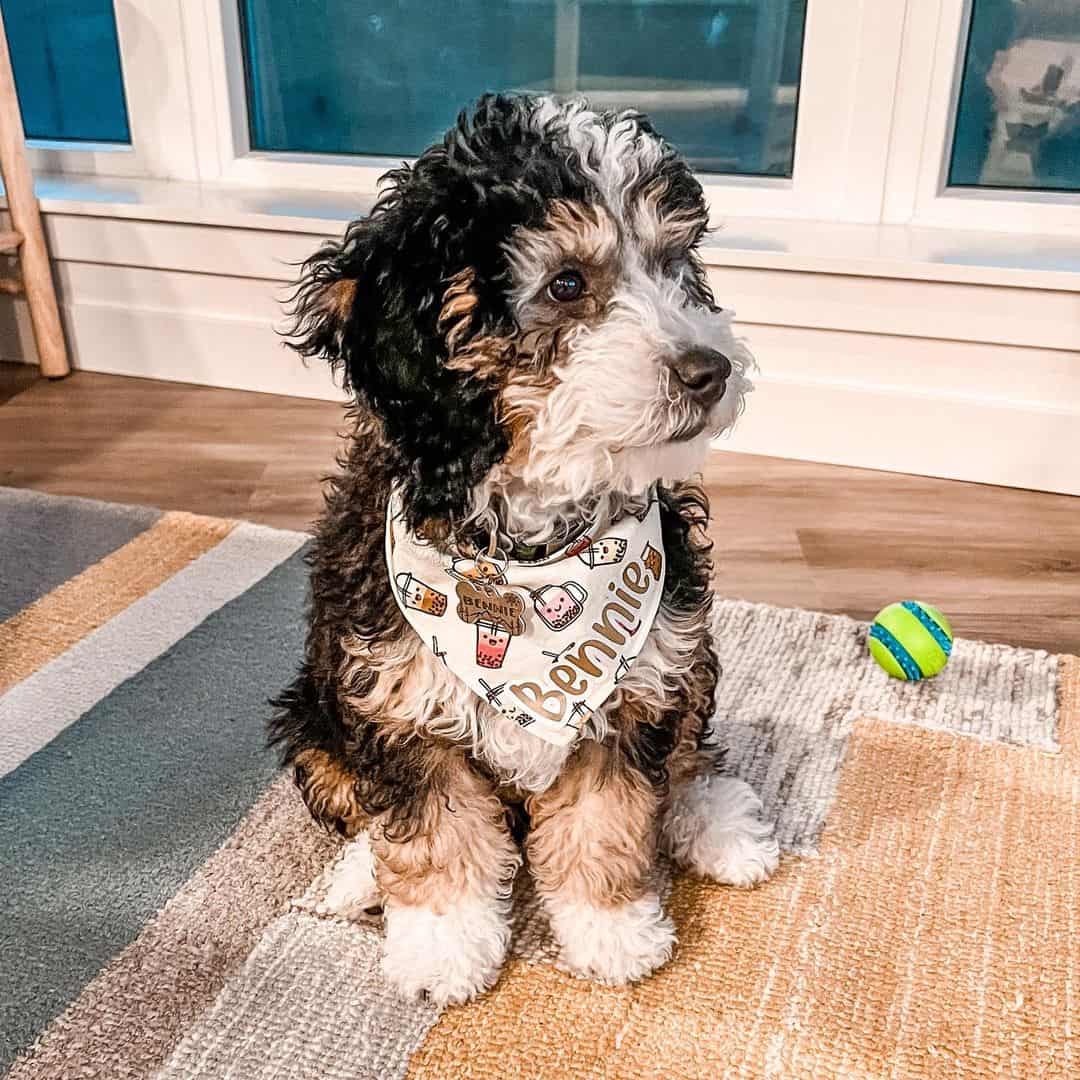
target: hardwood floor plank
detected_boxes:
[0,361,37,405]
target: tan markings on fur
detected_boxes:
[525,739,659,906]
[293,748,364,836]
[438,268,479,354]
[497,363,560,466]
[445,333,516,380]
[505,199,621,313]
[322,277,357,320]
[373,751,519,912]
[632,177,707,254]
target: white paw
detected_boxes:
[381,897,510,1005]
[662,774,780,888]
[548,893,675,985]
[316,831,383,920]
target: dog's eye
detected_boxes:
[548,270,585,302]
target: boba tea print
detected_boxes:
[385,489,667,745]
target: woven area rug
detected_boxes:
[1,486,1077,1080]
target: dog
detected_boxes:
[270,94,778,1005]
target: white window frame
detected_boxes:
[883,0,1080,234]
[24,0,200,182]
[184,0,914,224]
[17,0,1080,234]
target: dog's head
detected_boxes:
[289,94,751,537]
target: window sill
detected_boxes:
[10,173,1080,293]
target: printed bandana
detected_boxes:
[386,492,666,746]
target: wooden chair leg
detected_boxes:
[0,7,69,379]
[13,217,68,379]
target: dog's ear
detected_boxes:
[285,214,380,380]
[286,180,509,532]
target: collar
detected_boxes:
[506,518,590,563]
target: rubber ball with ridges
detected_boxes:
[868,601,954,681]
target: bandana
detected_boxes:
[385,491,666,746]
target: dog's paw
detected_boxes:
[548,893,675,985]
[662,774,780,888]
[381,898,510,1005]
[315,831,383,921]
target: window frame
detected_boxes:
[17,0,1080,234]
[22,0,200,182]
[190,0,909,224]
[883,0,1080,234]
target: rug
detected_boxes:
[1,486,1076,1079]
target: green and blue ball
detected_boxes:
[868,601,953,681]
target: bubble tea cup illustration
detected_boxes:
[578,537,627,568]
[395,572,447,616]
[532,581,588,631]
[476,620,512,668]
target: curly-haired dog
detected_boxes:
[271,94,778,1004]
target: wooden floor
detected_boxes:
[2,363,1077,655]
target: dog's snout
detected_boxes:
[667,347,732,406]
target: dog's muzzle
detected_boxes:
[666,346,732,409]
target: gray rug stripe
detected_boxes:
[158,912,441,1080]
[0,487,159,621]
[0,547,309,1070]
[6,776,339,1080]
[0,522,307,779]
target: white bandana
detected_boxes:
[385,492,666,746]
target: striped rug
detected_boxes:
[1,487,1076,1079]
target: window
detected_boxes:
[10,0,1076,231]
[1,0,130,144]
[949,0,1080,193]
[238,0,807,176]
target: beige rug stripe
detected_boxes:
[408,660,1079,1080]
[0,511,234,694]
[6,775,338,1080]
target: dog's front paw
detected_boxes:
[315,831,383,921]
[663,774,780,887]
[381,898,510,1005]
[548,893,675,985]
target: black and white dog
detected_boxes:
[271,94,777,1004]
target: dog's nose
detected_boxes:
[667,347,732,406]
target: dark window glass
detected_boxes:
[949,0,1080,192]
[1,0,130,144]
[239,0,807,176]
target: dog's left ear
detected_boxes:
[286,188,509,531]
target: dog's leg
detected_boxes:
[375,751,520,1005]
[269,669,367,838]
[526,740,674,984]
[661,771,779,887]
[658,617,780,888]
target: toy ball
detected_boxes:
[868,601,953,681]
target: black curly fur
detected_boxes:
[285,95,603,530]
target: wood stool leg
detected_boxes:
[0,8,69,379]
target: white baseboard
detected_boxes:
[724,375,1080,496]
[3,212,1078,497]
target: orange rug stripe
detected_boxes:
[0,512,234,693]
[409,658,1079,1079]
